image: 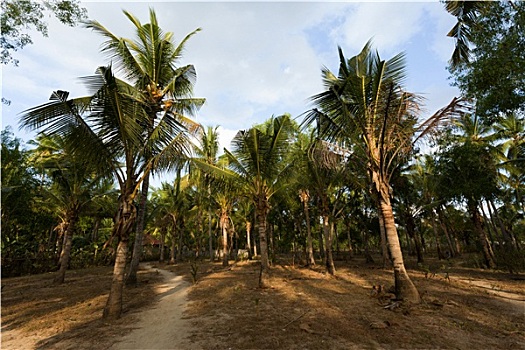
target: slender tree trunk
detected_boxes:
[54,212,78,284]
[322,215,335,275]
[437,207,457,257]
[318,224,325,262]
[406,212,423,264]
[468,199,496,269]
[440,207,462,254]
[159,227,166,263]
[127,174,150,285]
[208,184,214,261]
[378,209,392,268]
[91,218,100,243]
[373,174,420,303]
[268,223,275,264]
[103,194,136,319]
[170,233,177,264]
[221,210,229,267]
[246,221,253,260]
[177,228,184,263]
[346,219,354,259]
[430,210,445,259]
[489,199,517,250]
[364,227,374,264]
[302,197,316,267]
[256,197,270,288]
[480,204,497,251]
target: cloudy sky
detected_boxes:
[2,0,459,183]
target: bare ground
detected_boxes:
[1,256,524,349]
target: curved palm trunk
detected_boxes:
[103,194,136,319]
[379,193,420,303]
[127,173,150,285]
[54,211,78,284]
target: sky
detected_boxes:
[1,0,460,184]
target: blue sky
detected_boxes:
[2,1,459,183]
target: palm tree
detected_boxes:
[20,66,193,318]
[303,41,464,302]
[30,133,113,284]
[193,114,294,287]
[436,113,500,268]
[304,137,348,275]
[85,9,204,285]
[192,126,221,261]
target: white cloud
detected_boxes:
[2,1,461,185]
[328,2,427,56]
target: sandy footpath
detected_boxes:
[110,264,195,350]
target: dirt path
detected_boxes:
[110,264,194,350]
[451,276,525,316]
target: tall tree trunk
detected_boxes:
[437,207,457,257]
[468,199,496,269]
[127,174,150,285]
[405,211,423,264]
[489,199,517,250]
[302,194,316,267]
[256,196,270,288]
[430,210,445,259]
[54,211,78,284]
[320,194,335,275]
[170,233,177,264]
[159,227,166,262]
[363,225,374,264]
[318,225,325,262]
[103,194,136,319]
[221,210,229,267]
[378,209,392,268]
[91,218,100,243]
[322,215,335,275]
[480,204,497,251]
[177,228,184,263]
[246,221,253,260]
[208,184,214,261]
[376,180,420,303]
[346,219,354,259]
[268,222,275,264]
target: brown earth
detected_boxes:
[1,256,524,349]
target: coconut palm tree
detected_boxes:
[192,126,221,261]
[30,133,114,284]
[303,41,464,302]
[20,65,193,318]
[85,9,204,284]
[193,114,294,287]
